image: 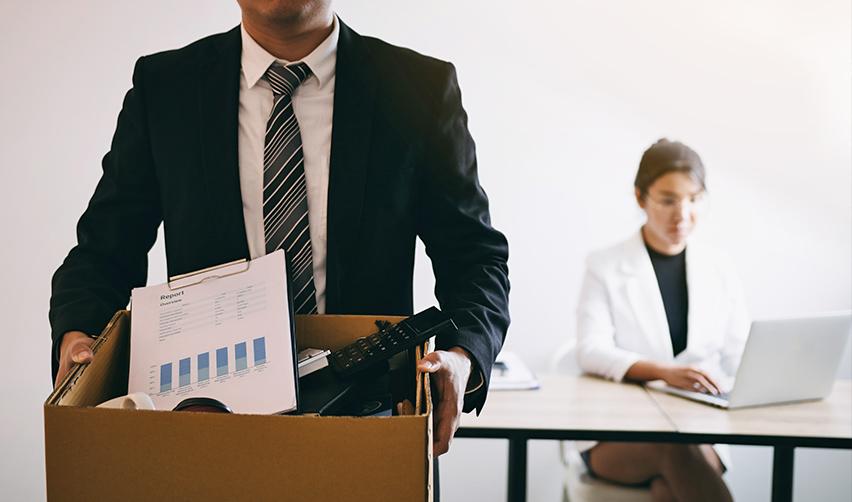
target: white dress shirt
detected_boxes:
[238,18,338,314]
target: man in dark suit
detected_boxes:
[50,0,509,457]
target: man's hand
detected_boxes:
[54,331,95,388]
[416,347,472,456]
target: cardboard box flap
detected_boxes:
[46,310,130,408]
[294,314,406,350]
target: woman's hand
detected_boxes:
[660,365,721,395]
[625,360,722,395]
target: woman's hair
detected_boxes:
[634,138,706,198]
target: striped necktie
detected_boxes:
[262,62,317,314]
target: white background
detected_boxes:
[1,1,849,500]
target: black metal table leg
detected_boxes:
[771,446,795,502]
[507,437,528,502]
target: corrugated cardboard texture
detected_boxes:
[295,314,406,350]
[45,311,432,502]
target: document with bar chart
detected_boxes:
[128,250,298,414]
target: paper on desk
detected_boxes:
[490,351,540,391]
[128,250,297,414]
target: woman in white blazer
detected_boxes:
[575,139,749,502]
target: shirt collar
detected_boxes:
[240,15,339,91]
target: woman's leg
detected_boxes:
[587,442,731,502]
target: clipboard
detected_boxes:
[127,250,301,414]
[167,258,251,291]
[49,259,262,407]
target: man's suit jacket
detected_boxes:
[50,21,510,412]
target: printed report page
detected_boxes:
[128,250,297,414]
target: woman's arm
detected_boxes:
[625,360,721,395]
[575,256,721,394]
[575,262,641,381]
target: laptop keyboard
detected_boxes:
[697,390,730,401]
[700,390,730,401]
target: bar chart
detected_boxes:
[198,352,209,382]
[216,347,228,377]
[253,337,266,365]
[160,363,172,393]
[179,358,191,387]
[157,337,269,393]
[235,342,247,371]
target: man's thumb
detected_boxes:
[417,353,442,372]
[71,346,93,364]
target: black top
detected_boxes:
[48,21,510,413]
[646,244,689,356]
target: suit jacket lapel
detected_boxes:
[197,26,249,265]
[325,21,376,312]
[622,231,674,359]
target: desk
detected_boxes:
[648,382,852,502]
[457,375,852,502]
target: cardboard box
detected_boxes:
[45,311,433,501]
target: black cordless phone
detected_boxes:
[330,307,457,378]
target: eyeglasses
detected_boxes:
[645,193,707,213]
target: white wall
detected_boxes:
[1,1,849,501]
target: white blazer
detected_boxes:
[575,231,750,385]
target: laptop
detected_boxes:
[648,312,852,409]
